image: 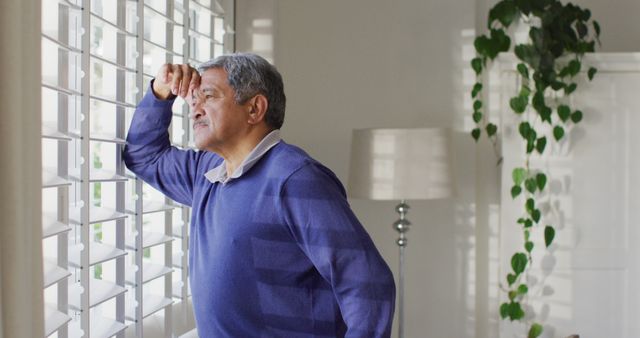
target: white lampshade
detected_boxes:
[347,128,454,201]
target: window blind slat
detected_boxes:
[42,123,73,141]
[125,295,173,320]
[125,262,173,285]
[42,33,83,54]
[69,206,128,224]
[43,260,72,288]
[144,3,183,27]
[42,168,71,188]
[44,305,72,337]
[126,231,174,249]
[68,242,127,267]
[90,12,136,37]
[68,278,127,310]
[42,215,71,239]
[144,38,184,57]
[90,53,138,73]
[89,94,137,109]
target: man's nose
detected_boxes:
[190,106,203,120]
[189,95,204,120]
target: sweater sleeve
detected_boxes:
[123,82,208,206]
[279,162,396,338]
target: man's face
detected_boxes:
[188,67,251,153]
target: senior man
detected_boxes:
[123,53,395,337]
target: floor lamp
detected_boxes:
[347,128,454,338]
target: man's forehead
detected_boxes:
[198,68,229,91]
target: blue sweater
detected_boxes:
[123,87,396,337]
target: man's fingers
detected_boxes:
[157,63,171,84]
[170,65,183,95]
[189,70,201,93]
[179,64,193,97]
[153,63,198,100]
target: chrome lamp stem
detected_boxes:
[393,200,410,338]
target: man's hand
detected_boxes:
[153,63,201,100]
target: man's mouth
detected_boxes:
[193,121,208,130]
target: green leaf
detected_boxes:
[486,123,498,137]
[515,44,541,71]
[524,219,533,228]
[500,302,510,319]
[511,252,528,274]
[489,0,518,28]
[517,284,528,295]
[475,29,512,60]
[532,91,545,113]
[526,198,535,213]
[539,107,552,124]
[531,209,541,223]
[526,127,537,143]
[536,173,547,191]
[472,128,481,142]
[545,225,555,247]
[593,20,601,37]
[525,178,537,194]
[508,290,518,301]
[474,100,483,110]
[526,140,535,154]
[472,82,483,98]
[473,111,483,123]
[508,301,525,321]
[588,67,597,81]
[565,83,577,95]
[518,122,531,140]
[536,137,547,154]
[471,57,483,75]
[557,105,571,122]
[525,241,534,252]
[506,273,517,286]
[568,59,581,76]
[551,81,565,91]
[492,28,512,53]
[529,27,544,50]
[528,323,544,338]
[517,63,529,79]
[577,40,596,53]
[571,110,583,123]
[512,168,526,186]
[524,229,530,241]
[517,218,526,225]
[553,125,565,141]
[511,185,522,199]
[519,85,531,97]
[510,96,528,114]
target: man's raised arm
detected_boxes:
[123,64,210,206]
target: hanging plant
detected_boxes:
[470,0,600,337]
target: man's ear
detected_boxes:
[247,94,269,125]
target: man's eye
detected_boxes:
[205,95,214,99]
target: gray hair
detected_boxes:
[197,53,286,130]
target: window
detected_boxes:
[41,0,234,337]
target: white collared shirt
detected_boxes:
[204,130,282,184]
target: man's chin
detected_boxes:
[193,140,206,151]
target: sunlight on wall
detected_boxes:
[251,19,273,63]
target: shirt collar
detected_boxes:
[204,130,282,184]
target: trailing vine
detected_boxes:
[470,0,600,336]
